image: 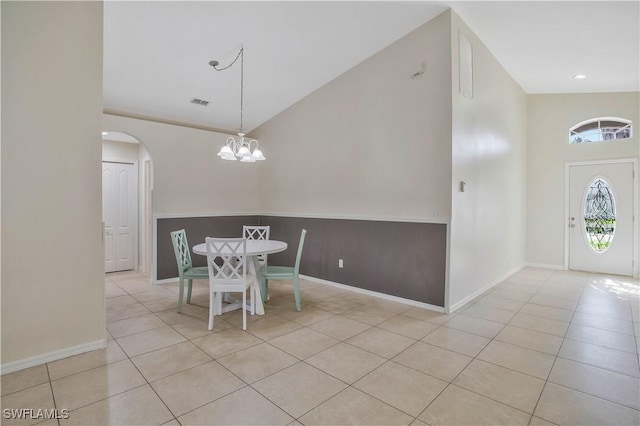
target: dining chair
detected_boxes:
[260,229,307,311]
[205,237,256,331]
[170,229,209,313]
[243,225,270,268]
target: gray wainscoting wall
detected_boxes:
[157,215,447,307]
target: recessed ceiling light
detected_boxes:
[573,74,587,80]
[101,131,108,136]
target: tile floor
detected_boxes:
[2,268,639,425]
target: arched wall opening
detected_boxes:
[101,131,154,279]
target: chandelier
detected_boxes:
[210,47,265,162]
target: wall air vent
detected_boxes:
[190,98,210,106]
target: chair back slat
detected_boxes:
[170,229,192,276]
[243,225,270,267]
[205,237,247,285]
[293,229,307,275]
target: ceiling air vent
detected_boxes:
[190,98,210,106]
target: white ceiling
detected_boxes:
[103,1,639,134]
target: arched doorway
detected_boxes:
[102,131,154,278]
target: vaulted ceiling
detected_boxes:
[103,1,639,134]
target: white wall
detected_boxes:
[448,12,528,309]
[252,11,453,222]
[102,139,139,162]
[102,114,262,216]
[1,2,104,368]
[527,92,639,268]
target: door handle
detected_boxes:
[569,224,575,228]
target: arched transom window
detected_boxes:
[569,117,632,144]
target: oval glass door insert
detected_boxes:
[584,178,616,253]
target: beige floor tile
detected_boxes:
[298,387,413,426]
[245,316,302,341]
[309,315,371,340]
[155,304,210,325]
[354,361,447,417]
[495,325,563,355]
[490,288,533,302]
[161,420,181,426]
[393,342,472,382]
[477,340,555,379]
[559,338,640,377]
[269,327,339,360]
[571,311,636,335]
[253,362,347,418]
[411,419,429,426]
[528,416,557,426]
[171,317,233,339]
[577,302,634,321]
[151,361,245,417]
[192,328,262,359]
[178,386,293,425]
[497,282,540,295]
[514,268,554,281]
[534,382,640,426]
[453,360,545,413]
[548,358,640,409]
[443,314,505,338]
[106,302,151,323]
[340,306,397,326]
[277,305,335,326]
[313,297,362,314]
[527,295,578,311]
[116,326,186,357]
[419,384,531,426]
[143,298,179,313]
[1,365,49,396]
[47,340,127,381]
[519,304,573,322]
[366,298,414,314]
[131,341,211,382]
[217,342,298,384]
[474,295,526,312]
[106,313,167,338]
[0,383,55,426]
[461,304,516,324]
[377,315,440,340]
[105,294,138,308]
[402,308,453,324]
[346,327,415,358]
[105,281,127,297]
[422,327,491,357]
[51,359,146,411]
[509,313,569,337]
[565,323,637,353]
[130,287,177,303]
[60,385,173,426]
[306,342,386,384]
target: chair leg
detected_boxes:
[250,285,255,316]
[186,279,193,304]
[177,277,185,313]
[259,278,268,303]
[265,279,270,301]
[293,276,301,312]
[208,291,215,330]
[242,291,247,330]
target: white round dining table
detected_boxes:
[192,239,287,316]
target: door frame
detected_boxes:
[564,158,638,277]
[102,157,139,272]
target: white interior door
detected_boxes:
[103,162,136,272]
[568,162,634,275]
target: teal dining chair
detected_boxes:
[260,229,307,311]
[170,229,208,313]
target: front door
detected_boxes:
[103,162,136,272]
[568,162,634,275]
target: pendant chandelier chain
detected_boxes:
[211,47,244,131]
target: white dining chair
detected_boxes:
[205,237,256,331]
[243,225,270,268]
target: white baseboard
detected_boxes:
[299,274,445,313]
[448,264,526,313]
[526,263,565,271]
[1,339,106,375]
